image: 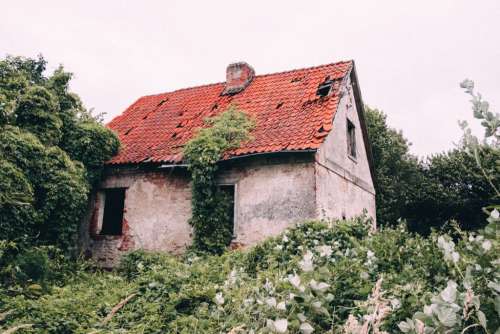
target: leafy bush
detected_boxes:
[183,105,254,253]
[0,55,119,252]
[1,217,497,333]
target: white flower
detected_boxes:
[243,298,254,306]
[214,292,224,305]
[299,250,314,272]
[309,279,330,292]
[451,251,460,263]
[287,274,301,289]
[360,271,369,280]
[316,245,333,257]
[275,245,283,251]
[297,313,307,322]
[264,279,274,292]
[468,235,475,242]
[137,262,144,271]
[441,281,457,303]
[282,235,289,242]
[225,269,238,286]
[367,250,375,258]
[300,322,314,334]
[267,319,288,333]
[312,301,322,310]
[482,240,492,252]
[266,297,277,308]
[491,209,499,219]
[277,301,286,310]
[390,298,401,310]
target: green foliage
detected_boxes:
[364,106,424,226]
[14,86,62,146]
[0,125,89,251]
[0,54,120,254]
[413,148,499,231]
[61,121,120,185]
[365,104,498,233]
[183,105,254,253]
[0,159,36,239]
[1,218,497,333]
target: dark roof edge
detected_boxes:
[349,62,377,189]
[106,149,318,169]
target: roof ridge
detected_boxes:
[137,60,353,99]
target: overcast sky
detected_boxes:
[2,0,499,156]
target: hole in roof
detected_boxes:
[211,103,218,111]
[276,101,284,109]
[316,78,334,97]
[291,77,303,83]
[124,127,135,135]
[157,98,168,107]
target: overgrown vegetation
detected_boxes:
[0,54,498,333]
[183,105,254,253]
[1,217,497,333]
[365,82,499,232]
[0,55,119,289]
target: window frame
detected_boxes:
[346,118,357,160]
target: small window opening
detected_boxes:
[317,78,334,97]
[347,119,357,158]
[218,185,235,238]
[101,188,126,235]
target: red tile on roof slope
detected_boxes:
[106,61,353,165]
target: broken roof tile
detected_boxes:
[106,60,353,165]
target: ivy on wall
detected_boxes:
[183,105,254,253]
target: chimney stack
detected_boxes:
[222,62,255,95]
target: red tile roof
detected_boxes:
[107,61,353,165]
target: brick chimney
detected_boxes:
[222,62,255,95]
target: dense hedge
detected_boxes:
[1,217,497,333]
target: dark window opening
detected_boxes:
[218,185,235,237]
[317,78,334,97]
[101,188,126,236]
[347,119,357,158]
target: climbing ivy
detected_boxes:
[183,105,254,254]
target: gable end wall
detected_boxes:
[314,74,376,225]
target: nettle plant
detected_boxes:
[183,105,254,254]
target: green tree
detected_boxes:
[364,106,423,226]
[0,55,120,251]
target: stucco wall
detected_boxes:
[315,76,376,224]
[81,155,316,266]
[219,155,316,247]
[81,169,193,267]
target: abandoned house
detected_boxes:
[80,60,376,266]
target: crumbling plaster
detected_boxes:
[80,76,376,266]
[314,75,376,224]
